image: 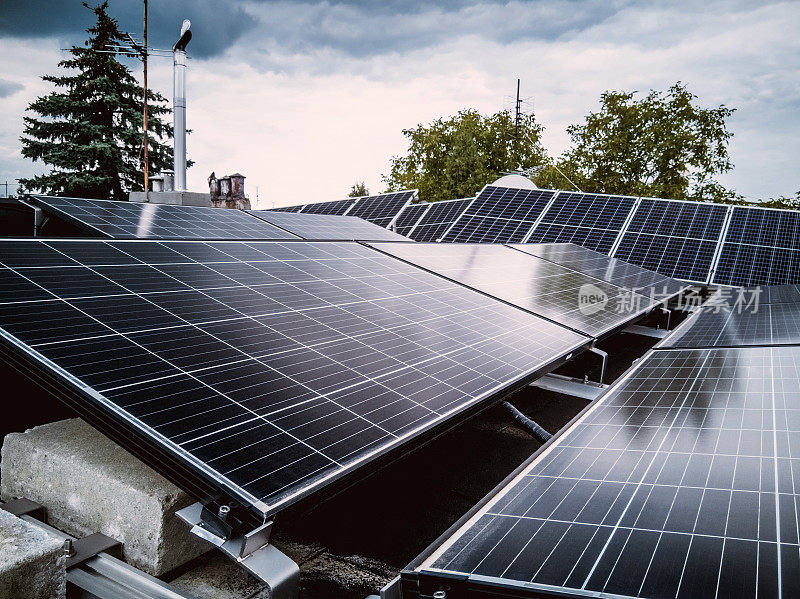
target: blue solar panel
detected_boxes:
[713,207,800,286]
[613,199,729,282]
[393,203,428,237]
[440,186,555,243]
[526,192,637,254]
[300,199,356,216]
[346,191,416,228]
[402,345,800,599]
[408,198,473,242]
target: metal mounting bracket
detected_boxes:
[622,323,670,339]
[529,373,607,401]
[176,502,299,599]
[0,497,46,521]
[64,533,123,569]
[588,344,608,385]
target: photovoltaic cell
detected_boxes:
[300,199,356,216]
[526,192,637,253]
[246,211,409,241]
[370,243,660,338]
[0,239,590,520]
[267,205,305,213]
[659,303,800,348]
[613,199,728,282]
[408,346,800,599]
[511,243,689,299]
[440,186,555,244]
[29,196,298,240]
[392,204,429,238]
[713,207,800,287]
[346,191,416,228]
[408,198,473,242]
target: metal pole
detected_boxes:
[173,49,187,191]
[143,0,149,194]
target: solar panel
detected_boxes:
[440,186,555,244]
[345,191,416,228]
[612,199,729,282]
[408,198,473,242]
[369,243,660,338]
[511,243,689,299]
[713,207,800,287]
[659,303,800,348]
[300,199,356,216]
[749,284,800,305]
[392,203,429,238]
[0,239,591,521]
[29,196,298,240]
[525,192,637,253]
[267,205,305,213]
[246,211,409,241]
[404,345,800,598]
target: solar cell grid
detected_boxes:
[511,243,688,298]
[29,196,299,240]
[440,186,554,244]
[299,199,356,216]
[612,199,729,283]
[392,203,428,237]
[245,210,408,241]
[408,198,473,242]
[526,192,637,253]
[370,243,660,338]
[267,205,305,213]
[0,239,590,519]
[659,303,800,349]
[411,346,800,599]
[345,191,416,228]
[713,244,800,287]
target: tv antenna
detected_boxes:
[97,0,171,193]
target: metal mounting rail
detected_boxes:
[176,502,299,599]
[1,498,190,599]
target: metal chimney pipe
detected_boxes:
[172,20,191,191]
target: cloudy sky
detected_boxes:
[0,0,798,208]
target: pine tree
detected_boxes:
[20,1,173,200]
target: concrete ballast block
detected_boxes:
[1,418,208,576]
[0,508,66,599]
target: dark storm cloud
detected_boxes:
[0,0,254,58]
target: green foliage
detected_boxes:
[548,83,737,202]
[19,1,173,200]
[756,191,800,210]
[383,109,548,203]
[348,181,369,197]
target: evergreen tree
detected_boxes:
[19,1,173,200]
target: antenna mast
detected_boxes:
[142,0,148,193]
[513,78,522,164]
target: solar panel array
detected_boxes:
[296,199,355,216]
[407,344,800,598]
[440,186,555,244]
[713,207,800,287]
[346,191,416,228]
[526,192,637,254]
[371,243,662,338]
[407,198,473,242]
[268,205,305,213]
[512,243,689,299]
[392,203,429,238]
[246,210,409,241]
[0,239,592,520]
[30,196,299,240]
[660,302,800,349]
[612,198,729,283]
